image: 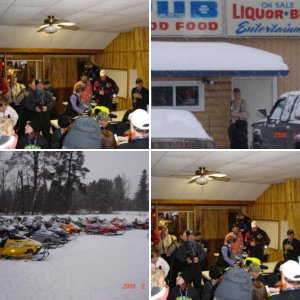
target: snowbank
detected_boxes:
[0,230,148,300]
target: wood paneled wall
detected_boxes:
[247,178,300,261]
[96,27,149,110]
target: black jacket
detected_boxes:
[25,90,54,114]
[51,129,64,149]
[202,280,217,300]
[283,238,300,262]
[119,137,149,149]
[101,123,116,135]
[271,288,300,299]
[168,286,200,300]
[131,86,149,110]
[17,135,48,149]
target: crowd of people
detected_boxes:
[0,61,149,149]
[151,213,300,300]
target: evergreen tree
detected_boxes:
[133,169,149,211]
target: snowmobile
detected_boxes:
[48,226,71,242]
[99,223,124,236]
[0,232,49,260]
[132,219,149,230]
[60,223,81,234]
[111,218,126,230]
[30,228,66,248]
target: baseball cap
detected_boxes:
[128,109,149,130]
[35,79,43,85]
[100,70,106,76]
[97,111,110,122]
[251,221,257,228]
[280,260,300,281]
[186,230,195,236]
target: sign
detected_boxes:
[227,0,300,37]
[151,0,224,37]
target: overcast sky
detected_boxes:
[83,151,149,196]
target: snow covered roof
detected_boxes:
[152,42,289,77]
[152,108,213,139]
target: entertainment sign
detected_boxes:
[151,0,224,36]
[227,0,300,36]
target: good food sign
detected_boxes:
[227,0,300,36]
[151,0,224,36]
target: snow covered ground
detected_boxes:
[0,213,149,300]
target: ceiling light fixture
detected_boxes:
[44,25,58,34]
[195,176,210,185]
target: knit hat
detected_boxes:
[178,270,192,284]
[248,263,261,273]
[97,112,110,122]
[129,109,149,130]
[26,119,40,133]
[100,70,106,76]
[209,266,223,280]
[63,116,100,149]
[215,267,252,300]
[58,115,71,129]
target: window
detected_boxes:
[289,96,300,121]
[152,81,205,111]
[269,98,286,120]
[281,95,295,122]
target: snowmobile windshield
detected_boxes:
[9,233,26,240]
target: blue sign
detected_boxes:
[191,1,218,18]
[157,1,185,18]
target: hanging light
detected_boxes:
[44,25,58,34]
[195,176,210,185]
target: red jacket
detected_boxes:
[0,78,8,94]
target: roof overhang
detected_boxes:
[152,42,289,77]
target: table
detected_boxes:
[202,261,279,281]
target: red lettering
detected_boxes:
[275,10,284,19]
[186,22,195,30]
[176,22,184,31]
[209,22,218,30]
[233,4,240,19]
[290,9,300,19]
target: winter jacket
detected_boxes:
[51,129,65,149]
[131,86,149,110]
[119,137,149,149]
[17,135,48,149]
[167,286,200,300]
[65,93,85,117]
[73,80,92,103]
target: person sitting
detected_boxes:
[248,263,267,285]
[216,237,240,269]
[51,115,71,149]
[101,130,117,149]
[271,260,300,299]
[0,97,19,127]
[202,266,223,300]
[116,109,133,136]
[168,270,200,300]
[151,249,170,279]
[266,261,284,288]
[97,111,115,134]
[63,116,100,149]
[252,281,268,300]
[119,109,149,149]
[0,117,18,149]
[215,267,252,300]
[24,79,54,142]
[65,86,87,118]
[151,268,169,300]
[17,119,48,149]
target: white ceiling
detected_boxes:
[0,0,148,49]
[152,151,300,201]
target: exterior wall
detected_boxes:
[97,27,149,110]
[152,37,300,148]
[247,178,300,261]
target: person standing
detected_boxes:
[245,221,270,261]
[283,229,300,262]
[216,237,240,269]
[65,86,87,118]
[228,88,249,149]
[157,226,177,267]
[237,213,252,238]
[94,70,119,110]
[0,77,9,98]
[85,61,100,87]
[25,79,54,142]
[131,78,149,111]
[224,223,244,260]
[73,72,92,105]
[44,80,57,119]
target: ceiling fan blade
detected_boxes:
[210,176,231,182]
[59,25,79,30]
[188,176,200,184]
[56,21,76,26]
[37,27,46,32]
[205,171,227,177]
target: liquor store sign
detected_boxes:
[227,0,300,36]
[151,0,224,36]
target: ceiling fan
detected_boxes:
[37,16,79,34]
[187,166,231,185]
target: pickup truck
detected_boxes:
[252,91,300,149]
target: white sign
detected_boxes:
[151,0,224,37]
[227,0,300,37]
